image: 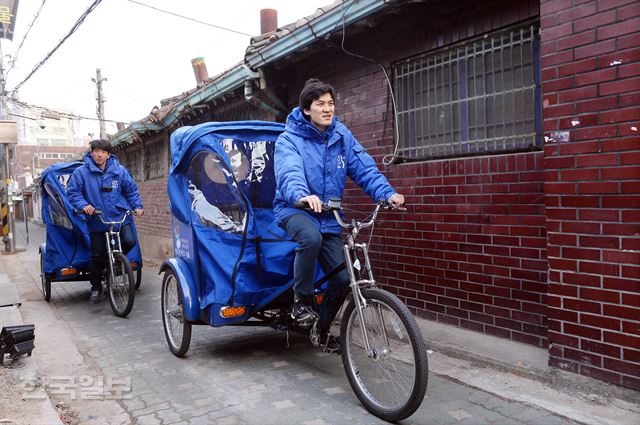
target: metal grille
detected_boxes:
[394,23,541,160]
[144,141,164,180]
[123,147,142,181]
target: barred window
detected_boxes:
[123,147,142,181]
[144,141,164,180]
[394,23,541,160]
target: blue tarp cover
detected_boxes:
[168,121,300,308]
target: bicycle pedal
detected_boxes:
[321,334,341,355]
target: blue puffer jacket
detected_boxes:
[67,153,143,233]
[273,107,396,234]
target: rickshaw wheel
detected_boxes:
[107,253,135,318]
[340,288,428,422]
[40,252,51,302]
[135,269,142,290]
[162,270,192,357]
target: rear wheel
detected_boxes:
[107,253,135,317]
[340,288,428,422]
[39,252,51,302]
[162,270,192,357]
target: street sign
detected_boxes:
[0,120,17,144]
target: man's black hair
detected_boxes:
[299,78,336,112]
[89,139,113,154]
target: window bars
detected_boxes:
[393,23,541,160]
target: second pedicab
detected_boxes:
[39,161,143,316]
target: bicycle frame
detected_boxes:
[95,211,131,281]
[332,201,390,358]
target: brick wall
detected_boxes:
[541,0,640,389]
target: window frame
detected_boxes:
[392,21,542,161]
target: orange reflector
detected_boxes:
[219,306,247,318]
[315,294,324,305]
[130,261,138,268]
[61,267,78,276]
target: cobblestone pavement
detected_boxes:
[7,223,581,425]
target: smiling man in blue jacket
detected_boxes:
[67,140,144,304]
[274,78,404,349]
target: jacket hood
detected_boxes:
[83,151,120,173]
[285,107,337,142]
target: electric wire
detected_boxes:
[10,98,122,124]
[127,0,253,37]
[5,0,48,80]
[337,1,401,165]
[10,0,104,95]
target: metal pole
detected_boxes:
[23,195,28,245]
[93,68,107,139]
[0,38,16,253]
[3,147,15,252]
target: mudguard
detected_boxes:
[159,258,199,322]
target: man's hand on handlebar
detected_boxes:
[133,208,144,217]
[299,195,323,213]
[387,193,405,208]
[82,204,96,215]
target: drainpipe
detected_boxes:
[244,80,283,117]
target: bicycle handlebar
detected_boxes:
[74,209,131,226]
[293,198,405,230]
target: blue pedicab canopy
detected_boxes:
[168,121,299,310]
[40,160,143,277]
[40,161,91,274]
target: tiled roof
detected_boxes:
[245,1,341,57]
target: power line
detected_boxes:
[9,0,104,95]
[5,0,48,80]
[11,98,122,124]
[127,0,253,37]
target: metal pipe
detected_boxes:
[244,80,281,117]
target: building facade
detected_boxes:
[110,0,639,390]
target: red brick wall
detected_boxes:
[541,0,640,389]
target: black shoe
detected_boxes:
[291,296,315,326]
[90,290,102,304]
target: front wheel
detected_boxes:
[161,270,192,357]
[107,252,135,317]
[340,288,428,422]
[39,252,51,302]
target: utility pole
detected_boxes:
[92,68,107,140]
[0,40,16,253]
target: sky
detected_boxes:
[1,0,331,135]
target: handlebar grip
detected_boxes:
[73,209,102,215]
[293,201,308,209]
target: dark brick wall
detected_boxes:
[541,0,640,389]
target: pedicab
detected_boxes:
[39,161,144,314]
[160,121,428,422]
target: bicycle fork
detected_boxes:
[344,242,388,358]
[104,226,122,284]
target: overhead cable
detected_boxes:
[5,0,48,80]
[10,0,104,94]
[337,1,401,165]
[128,0,253,37]
[11,98,122,123]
